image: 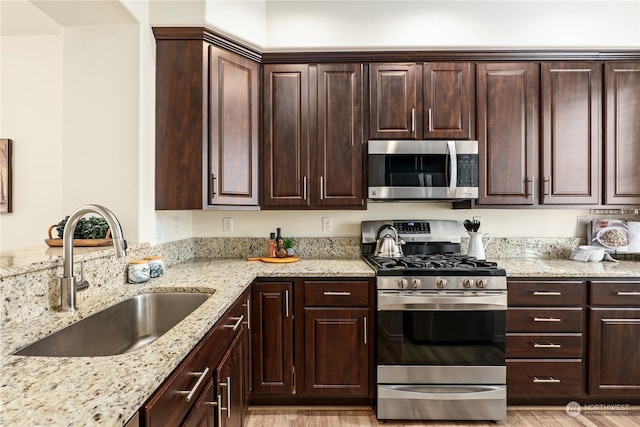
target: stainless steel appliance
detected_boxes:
[367,140,478,201]
[361,220,507,421]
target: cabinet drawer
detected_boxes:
[507,308,583,333]
[508,281,585,306]
[507,360,582,397]
[144,336,213,427]
[590,281,640,306]
[304,280,370,307]
[506,334,583,358]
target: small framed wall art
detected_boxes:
[1,138,12,213]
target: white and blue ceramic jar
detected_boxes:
[144,255,164,278]
[128,260,150,284]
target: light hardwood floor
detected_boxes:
[244,406,640,427]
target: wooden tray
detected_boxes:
[45,225,113,248]
[247,256,300,263]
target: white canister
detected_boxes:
[144,255,164,278]
[128,260,150,283]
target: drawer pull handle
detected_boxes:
[224,315,244,331]
[205,397,222,423]
[534,342,561,348]
[533,291,562,296]
[180,367,210,402]
[617,291,640,296]
[533,377,560,383]
[243,300,251,330]
[220,376,231,418]
[323,291,351,296]
[534,317,561,322]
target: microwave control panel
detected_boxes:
[457,154,478,187]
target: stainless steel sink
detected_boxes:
[13,292,212,357]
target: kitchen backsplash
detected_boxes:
[2,236,636,326]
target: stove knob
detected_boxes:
[462,278,473,289]
[476,279,488,289]
[411,278,422,289]
[436,278,448,289]
[398,279,410,289]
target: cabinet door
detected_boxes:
[589,308,640,396]
[423,62,471,139]
[262,65,311,208]
[369,63,419,139]
[303,308,370,397]
[604,62,640,205]
[541,62,601,205]
[181,379,214,427]
[215,331,245,427]
[315,64,365,208]
[155,39,206,210]
[251,282,294,395]
[208,46,259,207]
[476,63,538,205]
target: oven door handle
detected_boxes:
[378,385,506,401]
[377,292,507,311]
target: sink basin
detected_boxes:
[13,292,212,357]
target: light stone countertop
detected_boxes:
[1,256,639,426]
[0,258,375,427]
[498,258,640,278]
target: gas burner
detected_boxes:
[368,254,498,271]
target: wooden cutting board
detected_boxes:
[247,256,300,263]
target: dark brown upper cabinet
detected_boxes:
[208,47,259,208]
[541,62,602,205]
[423,62,472,139]
[261,64,311,208]
[369,62,471,140]
[476,63,539,205]
[262,63,365,209]
[604,62,640,205]
[154,28,259,210]
[369,63,419,139]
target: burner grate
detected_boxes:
[368,254,499,271]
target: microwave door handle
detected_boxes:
[447,140,457,198]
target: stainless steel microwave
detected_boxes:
[367,140,479,200]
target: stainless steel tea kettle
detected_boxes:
[374,224,405,257]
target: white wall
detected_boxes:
[265,1,640,49]
[61,24,141,242]
[0,34,63,250]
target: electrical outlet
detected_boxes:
[322,217,332,232]
[577,216,589,229]
[223,217,233,232]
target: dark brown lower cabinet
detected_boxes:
[215,329,247,427]
[303,308,369,396]
[507,278,640,404]
[507,360,583,397]
[589,280,640,396]
[589,309,640,396]
[506,279,585,402]
[251,278,374,403]
[181,379,215,427]
[141,289,250,427]
[251,281,294,395]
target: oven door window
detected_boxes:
[377,310,505,366]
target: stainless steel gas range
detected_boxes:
[361,220,507,422]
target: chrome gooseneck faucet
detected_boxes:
[60,204,127,311]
